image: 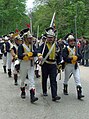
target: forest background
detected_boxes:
[0,0,89,39]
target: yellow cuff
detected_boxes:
[15,55,18,59]
[72,56,78,61]
[27,52,33,57]
[71,59,76,64]
[38,53,42,57]
[23,55,29,61]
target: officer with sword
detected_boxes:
[38,27,61,101]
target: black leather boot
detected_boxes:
[8,69,12,77]
[63,84,68,95]
[30,89,38,103]
[77,85,84,99]
[52,96,61,101]
[21,87,26,99]
[14,74,18,85]
[26,74,28,79]
[3,66,6,73]
[35,70,40,78]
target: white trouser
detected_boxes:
[34,57,39,70]
[64,64,81,86]
[12,62,17,75]
[2,54,7,66]
[20,60,35,90]
[7,52,12,69]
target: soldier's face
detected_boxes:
[28,37,33,44]
[69,39,75,47]
[15,39,22,45]
[47,37,54,43]
[24,38,29,44]
[4,40,8,42]
[10,37,14,43]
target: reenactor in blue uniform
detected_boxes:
[1,35,8,73]
[11,33,22,85]
[18,28,38,103]
[62,35,84,100]
[6,32,14,77]
[38,27,61,101]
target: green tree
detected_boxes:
[0,0,29,35]
[31,0,89,38]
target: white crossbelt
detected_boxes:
[41,42,56,65]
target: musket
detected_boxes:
[74,15,79,70]
[36,25,39,49]
[75,15,78,55]
[37,25,39,41]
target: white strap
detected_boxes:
[14,44,18,51]
[42,41,46,55]
[41,42,55,65]
[8,40,14,50]
[22,44,30,52]
[67,46,75,56]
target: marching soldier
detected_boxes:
[6,32,14,77]
[18,28,38,103]
[11,33,22,85]
[62,35,84,100]
[1,35,8,73]
[38,27,61,101]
